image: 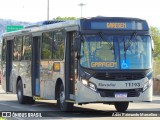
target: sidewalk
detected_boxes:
[0,85,5,94]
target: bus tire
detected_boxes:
[17,80,35,104]
[58,84,73,111]
[17,80,27,104]
[114,102,129,112]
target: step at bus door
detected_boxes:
[6,40,13,92]
[32,36,40,96]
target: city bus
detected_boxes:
[1,17,154,112]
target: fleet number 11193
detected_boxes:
[125,82,140,87]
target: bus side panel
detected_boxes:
[40,80,55,99]
[11,61,20,94]
[20,61,32,96]
[1,63,6,91]
[40,61,65,100]
[40,60,55,99]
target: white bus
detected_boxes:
[1,17,154,112]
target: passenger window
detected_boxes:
[41,31,65,60]
[41,32,53,60]
[22,36,31,60]
[53,31,65,60]
[13,37,22,61]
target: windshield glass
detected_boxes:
[119,35,152,69]
[80,34,152,69]
[80,34,118,69]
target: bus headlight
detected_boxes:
[82,79,88,86]
[143,80,152,92]
[81,78,97,92]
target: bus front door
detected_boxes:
[65,31,77,101]
[32,36,40,96]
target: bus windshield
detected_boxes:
[80,34,152,69]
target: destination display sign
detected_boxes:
[91,22,141,30]
[82,18,149,30]
[107,23,126,28]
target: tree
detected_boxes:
[151,27,160,77]
[55,16,78,20]
[151,27,160,60]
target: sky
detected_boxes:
[0,0,159,28]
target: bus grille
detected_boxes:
[93,72,145,80]
[98,89,142,97]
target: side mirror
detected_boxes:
[151,39,154,51]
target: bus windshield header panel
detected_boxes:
[82,18,149,31]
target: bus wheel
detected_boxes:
[58,84,73,111]
[114,102,129,112]
[17,80,35,104]
[17,80,27,104]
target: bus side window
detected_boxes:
[22,36,31,60]
[13,37,22,61]
[53,31,65,60]
[41,32,52,60]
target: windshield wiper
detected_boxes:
[123,32,137,61]
[98,32,114,50]
[124,32,137,51]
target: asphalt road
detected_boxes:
[0,85,160,120]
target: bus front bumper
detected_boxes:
[76,80,152,104]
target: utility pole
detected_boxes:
[47,0,49,20]
[78,3,86,18]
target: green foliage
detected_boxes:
[42,49,51,59]
[0,117,7,120]
[151,27,160,77]
[153,61,160,77]
[151,27,160,61]
[55,16,78,20]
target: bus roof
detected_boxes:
[2,20,79,38]
[2,17,149,38]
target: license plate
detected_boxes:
[115,92,127,98]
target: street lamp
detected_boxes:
[78,3,86,18]
[47,0,49,20]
